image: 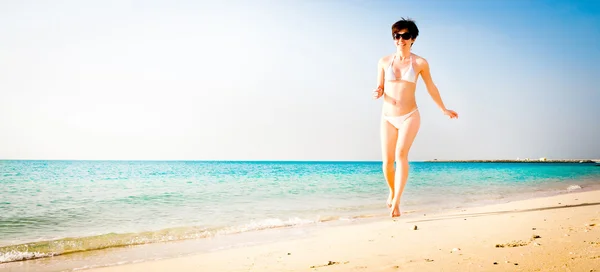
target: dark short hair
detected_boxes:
[391,18,419,40]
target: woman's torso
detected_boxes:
[382,53,420,116]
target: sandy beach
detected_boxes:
[86,189,600,272]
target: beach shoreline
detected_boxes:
[1,160,598,271]
[77,188,600,272]
[3,182,598,268]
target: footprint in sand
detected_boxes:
[309,261,349,268]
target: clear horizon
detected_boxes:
[1,0,599,161]
[1,158,598,162]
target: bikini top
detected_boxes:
[385,54,417,83]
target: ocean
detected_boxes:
[1,160,599,271]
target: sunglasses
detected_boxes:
[393,32,412,40]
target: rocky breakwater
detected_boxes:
[425,159,598,164]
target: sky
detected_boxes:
[1,0,599,161]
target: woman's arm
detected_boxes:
[420,59,446,111]
[373,57,385,99]
[420,58,458,118]
[377,57,385,90]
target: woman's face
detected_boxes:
[393,28,414,48]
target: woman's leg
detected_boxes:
[390,110,421,217]
[380,115,398,208]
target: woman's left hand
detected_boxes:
[443,109,459,119]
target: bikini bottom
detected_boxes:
[383,108,419,129]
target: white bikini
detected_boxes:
[385,54,417,83]
[382,54,419,129]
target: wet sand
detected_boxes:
[87,189,600,271]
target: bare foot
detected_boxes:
[390,202,401,217]
[387,191,394,208]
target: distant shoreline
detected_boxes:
[424,159,599,163]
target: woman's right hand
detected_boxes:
[372,87,383,99]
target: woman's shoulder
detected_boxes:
[378,54,395,66]
[411,53,426,62]
[411,53,430,67]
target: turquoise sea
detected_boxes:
[1,160,599,271]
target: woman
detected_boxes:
[372,18,458,217]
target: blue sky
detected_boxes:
[0,0,598,161]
